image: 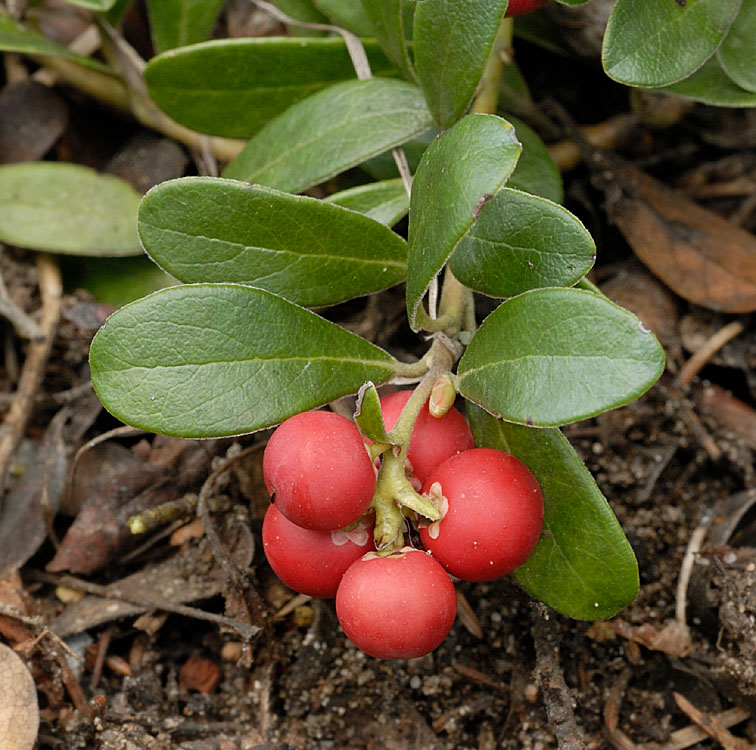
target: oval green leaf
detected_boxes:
[312,0,375,35]
[325,178,409,226]
[354,382,391,444]
[506,115,563,203]
[89,284,399,438]
[222,78,433,194]
[0,163,141,256]
[0,13,113,73]
[457,288,666,426]
[449,188,594,298]
[467,404,639,620]
[147,0,226,53]
[413,0,508,127]
[406,114,521,330]
[362,0,416,81]
[63,0,117,9]
[602,0,742,87]
[145,37,396,139]
[717,0,756,93]
[659,55,756,106]
[138,177,407,307]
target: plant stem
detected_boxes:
[470,17,513,116]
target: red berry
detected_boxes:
[419,448,544,582]
[505,0,549,17]
[262,504,374,598]
[336,548,457,659]
[380,390,474,485]
[263,410,376,531]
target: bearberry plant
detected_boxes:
[85,0,674,627]
[2,0,750,655]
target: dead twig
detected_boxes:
[604,667,639,750]
[651,706,750,750]
[531,602,587,750]
[675,513,711,628]
[34,571,261,642]
[672,693,752,750]
[673,321,745,389]
[0,254,62,495]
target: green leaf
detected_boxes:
[414,0,508,127]
[63,0,117,9]
[0,13,113,73]
[602,0,742,87]
[717,0,756,93]
[312,0,375,35]
[354,382,391,443]
[222,78,433,194]
[467,405,639,620]
[147,0,225,53]
[269,0,329,35]
[59,255,176,308]
[449,188,594,298]
[145,37,396,139]
[360,127,439,180]
[457,288,666,427]
[506,115,563,203]
[406,114,521,330]
[362,0,416,80]
[89,284,399,438]
[138,178,407,307]
[659,55,756,106]
[0,163,141,256]
[325,178,409,226]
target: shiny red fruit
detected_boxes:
[505,0,549,17]
[262,505,374,598]
[419,448,544,581]
[380,390,474,485]
[335,548,457,659]
[263,410,376,531]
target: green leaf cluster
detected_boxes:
[602,0,756,106]
[0,0,680,620]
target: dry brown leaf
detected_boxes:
[600,159,756,313]
[0,643,39,750]
[695,384,756,450]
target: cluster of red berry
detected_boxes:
[262,391,544,659]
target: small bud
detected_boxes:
[429,373,456,418]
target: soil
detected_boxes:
[1,2,755,749]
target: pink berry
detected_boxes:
[505,0,549,17]
[336,548,457,659]
[262,505,374,598]
[380,390,474,485]
[420,448,544,581]
[263,410,376,531]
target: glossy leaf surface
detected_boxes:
[325,179,409,226]
[414,0,508,127]
[0,163,141,256]
[147,0,226,52]
[661,56,756,106]
[138,178,407,307]
[717,0,756,92]
[90,284,399,437]
[222,78,433,194]
[602,0,742,86]
[457,288,666,426]
[406,114,521,330]
[449,188,594,298]
[145,37,395,139]
[468,405,639,620]
[506,115,563,203]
